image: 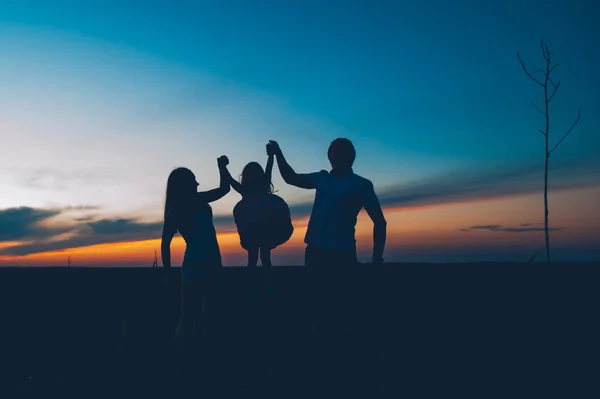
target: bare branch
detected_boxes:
[549,109,581,155]
[548,77,558,88]
[538,129,547,136]
[548,81,561,102]
[548,63,560,74]
[531,101,546,116]
[531,68,545,76]
[517,53,545,86]
[541,39,549,62]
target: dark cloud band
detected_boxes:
[1,157,598,256]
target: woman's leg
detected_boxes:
[173,279,201,354]
[200,262,222,340]
[200,299,208,338]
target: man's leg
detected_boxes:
[304,246,331,396]
[339,248,358,332]
[304,246,324,337]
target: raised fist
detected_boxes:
[266,140,281,156]
[217,155,229,167]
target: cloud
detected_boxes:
[232,157,599,229]
[87,218,162,235]
[375,157,600,210]
[11,168,130,191]
[1,156,597,257]
[63,205,102,212]
[0,207,71,241]
[0,217,163,256]
[0,205,238,256]
[74,216,96,222]
[503,227,558,233]
[468,225,503,231]
[460,224,563,233]
[213,214,236,233]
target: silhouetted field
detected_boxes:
[0,263,598,398]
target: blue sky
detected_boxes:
[2,0,598,161]
[0,0,598,264]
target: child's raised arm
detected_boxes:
[265,154,275,184]
[265,153,274,189]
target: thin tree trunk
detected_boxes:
[544,153,550,263]
[543,64,551,264]
[518,41,580,264]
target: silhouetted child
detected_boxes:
[230,153,294,267]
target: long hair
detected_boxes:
[240,162,274,194]
[164,167,197,221]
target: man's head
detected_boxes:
[328,138,356,171]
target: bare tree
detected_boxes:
[517,39,581,263]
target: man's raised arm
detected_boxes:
[268,140,317,190]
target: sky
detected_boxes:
[0,0,598,266]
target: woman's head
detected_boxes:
[164,167,198,219]
[240,162,273,194]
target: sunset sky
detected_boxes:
[1,0,598,266]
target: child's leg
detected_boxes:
[260,246,274,292]
[259,245,275,376]
[247,246,259,267]
[259,246,272,267]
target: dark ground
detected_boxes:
[0,263,598,398]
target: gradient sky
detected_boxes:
[0,0,598,266]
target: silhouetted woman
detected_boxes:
[230,152,294,267]
[161,156,231,352]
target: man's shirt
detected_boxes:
[303,169,380,250]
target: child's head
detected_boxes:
[164,167,198,219]
[240,162,273,194]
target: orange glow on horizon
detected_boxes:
[1,186,598,266]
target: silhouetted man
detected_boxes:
[267,138,387,267]
[268,138,387,393]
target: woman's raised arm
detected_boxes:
[197,156,232,203]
